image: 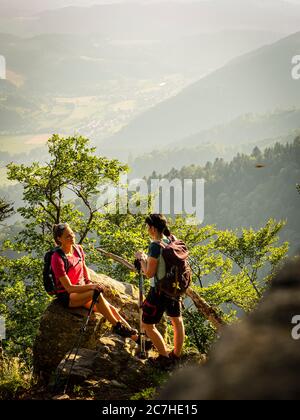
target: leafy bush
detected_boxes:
[0,256,50,362]
[130,387,157,401]
[0,356,33,399]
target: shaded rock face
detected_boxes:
[33,299,103,380]
[33,270,149,380]
[56,335,155,399]
[160,258,300,400]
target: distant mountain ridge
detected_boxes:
[104,31,300,157]
[129,121,300,178]
[12,1,300,37]
[1,0,300,39]
[168,109,300,149]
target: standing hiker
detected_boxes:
[50,223,137,339]
[135,214,190,369]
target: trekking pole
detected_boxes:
[134,259,147,360]
[54,289,101,394]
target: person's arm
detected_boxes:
[136,242,160,278]
[140,256,158,279]
[58,275,100,294]
[52,249,97,293]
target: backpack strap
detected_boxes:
[55,245,83,272]
[55,248,70,273]
[73,244,83,261]
[153,235,173,248]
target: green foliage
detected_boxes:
[130,369,169,400]
[168,216,288,352]
[0,256,50,361]
[153,137,300,255]
[0,357,33,399]
[183,310,217,354]
[86,210,150,283]
[130,387,157,401]
[212,219,288,298]
[171,216,287,311]
[6,134,128,254]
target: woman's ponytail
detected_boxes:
[163,225,171,237]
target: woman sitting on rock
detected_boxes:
[51,223,137,339]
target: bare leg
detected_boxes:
[108,302,138,340]
[170,316,185,357]
[108,303,134,330]
[143,323,169,357]
[69,291,94,308]
[69,292,136,335]
[87,293,118,326]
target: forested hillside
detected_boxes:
[130,109,300,177]
[148,138,300,254]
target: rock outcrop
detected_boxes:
[33,269,204,399]
[55,335,155,400]
[33,270,144,380]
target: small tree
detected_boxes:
[2,135,138,360]
[6,134,129,253]
[251,146,262,160]
[168,216,288,352]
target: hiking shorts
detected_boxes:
[55,292,70,308]
[142,287,182,325]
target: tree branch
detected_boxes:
[218,250,261,298]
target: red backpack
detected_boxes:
[155,235,192,298]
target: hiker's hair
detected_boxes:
[53,223,69,246]
[145,214,171,237]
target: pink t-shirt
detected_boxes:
[51,245,87,293]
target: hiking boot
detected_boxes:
[113,322,137,338]
[147,355,173,371]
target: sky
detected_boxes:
[2,0,300,10]
[2,0,300,13]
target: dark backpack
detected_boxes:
[155,235,192,298]
[43,245,82,295]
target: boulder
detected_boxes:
[33,270,149,380]
[55,335,154,399]
[57,348,98,383]
[53,336,205,400]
